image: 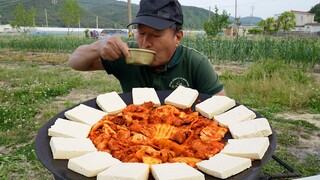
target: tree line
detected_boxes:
[10,1,320,37]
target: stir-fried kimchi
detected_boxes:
[88,102,228,168]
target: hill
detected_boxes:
[0,0,261,29]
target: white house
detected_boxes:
[0,24,15,33]
[291,10,319,33]
[292,10,316,26]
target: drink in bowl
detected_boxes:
[126,48,155,65]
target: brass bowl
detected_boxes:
[126,48,156,65]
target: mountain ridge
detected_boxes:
[0,0,263,29]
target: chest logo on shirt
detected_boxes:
[169,77,190,89]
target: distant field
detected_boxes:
[0,35,319,69]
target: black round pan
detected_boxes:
[34,90,277,180]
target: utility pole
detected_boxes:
[45,8,48,27]
[33,13,35,27]
[250,3,254,26]
[234,0,238,36]
[96,16,99,29]
[128,0,132,33]
[208,6,211,21]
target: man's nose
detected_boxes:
[141,35,151,48]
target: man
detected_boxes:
[68,0,226,96]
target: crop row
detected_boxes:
[0,35,319,68]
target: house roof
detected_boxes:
[291,10,315,16]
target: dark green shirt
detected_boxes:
[101,42,223,95]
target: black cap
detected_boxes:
[127,0,183,30]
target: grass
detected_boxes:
[221,59,320,112]
[1,43,320,178]
[0,60,121,179]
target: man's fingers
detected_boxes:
[115,39,131,58]
[100,36,130,60]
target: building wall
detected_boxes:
[292,11,315,26]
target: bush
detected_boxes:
[248,27,263,34]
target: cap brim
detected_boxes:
[127,16,175,30]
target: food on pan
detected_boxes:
[64,104,107,126]
[96,91,127,115]
[228,118,273,139]
[220,137,270,160]
[164,85,199,109]
[132,87,161,107]
[46,87,274,179]
[195,95,236,119]
[214,105,256,127]
[196,153,252,179]
[48,118,92,138]
[151,162,205,180]
[49,137,97,159]
[68,151,121,178]
[97,162,149,180]
[88,101,228,168]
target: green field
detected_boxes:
[0,35,319,179]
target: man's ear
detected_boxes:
[175,30,183,44]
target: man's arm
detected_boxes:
[214,89,226,96]
[68,36,131,71]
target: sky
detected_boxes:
[121,0,319,19]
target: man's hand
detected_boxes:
[99,36,131,60]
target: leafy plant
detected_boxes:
[203,6,231,37]
[277,11,296,32]
[10,3,36,33]
[59,0,82,35]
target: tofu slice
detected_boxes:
[96,91,127,114]
[48,118,92,138]
[228,118,272,139]
[49,137,97,159]
[68,151,121,178]
[195,95,236,119]
[164,85,199,109]
[64,104,107,126]
[214,105,256,127]
[132,87,161,107]
[97,162,149,180]
[220,137,270,160]
[151,163,205,180]
[196,153,252,179]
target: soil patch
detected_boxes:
[275,113,320,157]
[276,113,320,128]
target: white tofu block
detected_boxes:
[68,151,121,178]
[214,105,256,127]
[151,163,205,180]
[229,118,273,139]
[96,91,127,114]
[220,137,270,160]
[64,104,107,126]
[132,87,161,107]
[97,163,149,180]
[48,118,92,138]
[196,153,252,179]
[49,137,97,159]
[195,95,236,119]
[164,85,199,109]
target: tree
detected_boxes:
[10,3,36,33]
[277,11,296,32]
[258,17,276,34]
[203,6,231,37]
[59,0,82,35]
[309,3,320,22]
